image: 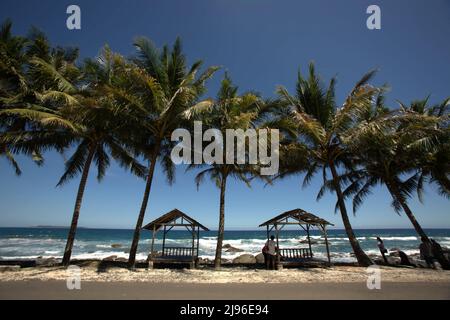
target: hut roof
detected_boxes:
[259,208,333,227]
[143,208,210,231]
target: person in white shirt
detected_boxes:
[376,237,388,264]
[265,235,278,270]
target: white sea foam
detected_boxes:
[369,236,418,241]
[70,251,148,261]
[327,236,419,242]
[95,244,112,248]
[44,250,60,254]
[0,255,56,260]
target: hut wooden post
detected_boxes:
[196,226,200,267]
[162,225,166,255]
[148,224,157,269]
[196,226,200,257]
[190,224,195,268]
[306,224,313,257]
[275,223,281,267]
[266,225,269,239]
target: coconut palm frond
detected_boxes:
[56,140,90,187]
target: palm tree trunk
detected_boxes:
[386,181,429,240]
[214,173,227,270]
[329,161,373,267]
[62,146,95,267]
[128,147,159,268]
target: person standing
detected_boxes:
[261,243,268,266]
[265,235,277,270]
[376,237,388,264]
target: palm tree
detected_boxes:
[2,46,147,266]
[1,21,81,174]
[0,20,43,174]
[185,74,281,269]
[341,96,449,240]
[57,48,149,266]
[119,37,219,268]
[276,63,378,266]
[399,97,450,198]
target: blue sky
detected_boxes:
[0,0,449,230]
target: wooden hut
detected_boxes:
[143,209,209,269]
[259,208,333,268]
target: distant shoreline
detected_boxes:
[31,226,89,229]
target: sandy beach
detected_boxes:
[1,264,450,284]
[1,263,449,299]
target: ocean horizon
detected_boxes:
[1,227,449,263]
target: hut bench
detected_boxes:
[162,246,195,258]
[143,209,209,269]
[259,208,333,268]
[279,248,312,260]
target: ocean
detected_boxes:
[1,227,449,262]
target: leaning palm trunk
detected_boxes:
[62,146,96,267]
[386,181,429,240]
[128,148,159,268]
[330,162,373,267]
[214,173,227,270]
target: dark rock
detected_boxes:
[35,257,60,267]
[300,239,318,244]
[102,255,118,261]
[389,251,400,257]
[387,257,400,265]
[222,243,244,252]
[200,258,213,264]
[415,260,429,268]
[232,254,256,264]
[111,243,122,248]
[80,260,101,268]
[255,253,265,264]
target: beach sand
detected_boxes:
[1,263,449,299]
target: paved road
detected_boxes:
[0,281,449,299]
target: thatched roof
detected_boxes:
[143,208,210,231]
[259,208,333,227]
